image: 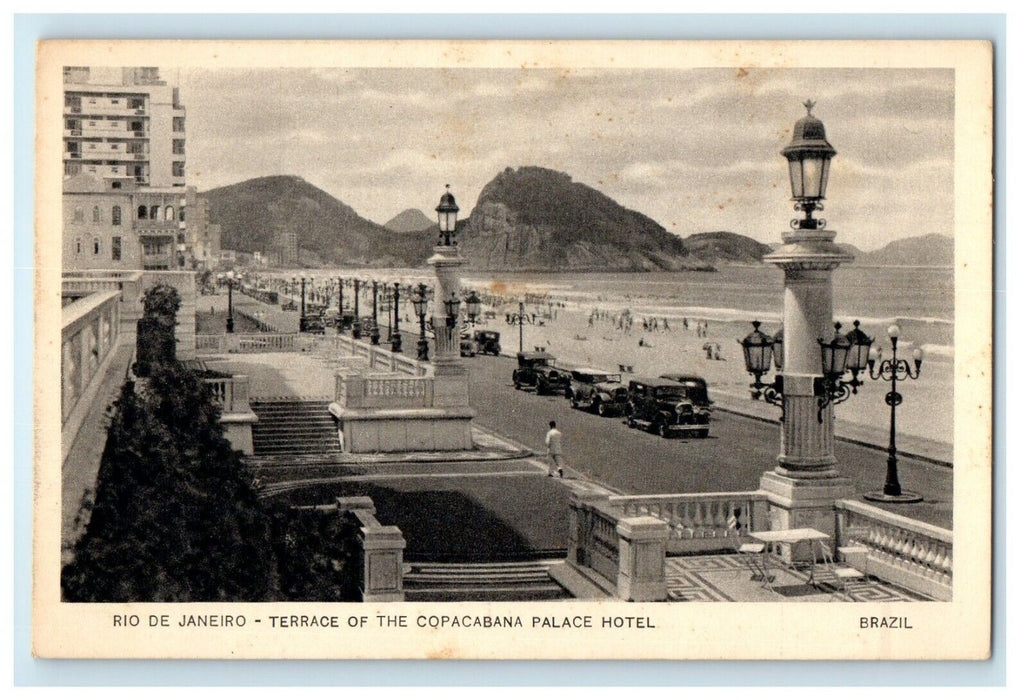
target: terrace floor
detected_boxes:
[665,554,929,603]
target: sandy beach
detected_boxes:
[423,294,955,449]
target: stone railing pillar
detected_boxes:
[616,516,669,602]
[336,497,406,602]
[566,482,613,568]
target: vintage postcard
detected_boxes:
[34,39,993,660]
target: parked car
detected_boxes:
[627,377,711,438]
[474,329,502,356]
[569,368,629,416]
[460,332,477,357]
[512,352,569,395]
[299,314,325,334]
[658,373,713,410]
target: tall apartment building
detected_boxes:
[63,66,186,188]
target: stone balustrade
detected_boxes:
[195,332,315,355]
[835,499,953,601]
[204,375,252,414]
[201,374,257,454]
[328,335,428,377]
[334,370,433,410]
[608,491,770,554]
[335,497,406,602]
[565,484,669,601]
[62,290,122,426]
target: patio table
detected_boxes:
[748,528,832,587]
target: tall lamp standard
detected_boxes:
[370,280,380,345]
[465,290,482,330]
[864,324,925,503]
[412,283,429,361]
[428,185,466,372]
[516,301,530,353]
[225,270,235,333]
[299,277,307,332]
[747,100,857,555]
[391,282,403,352]
[352,279,362,339]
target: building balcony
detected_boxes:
[64,104,148,117]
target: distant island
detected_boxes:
[203,172,954,271]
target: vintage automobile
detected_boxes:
[658,373,714,410]
[628,376,711,438]
[473,329,502,356]
[459,332,477,357]
[299,314,325,334]
[512,352,569,395]
[568,368,630,416]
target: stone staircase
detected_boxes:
[403,560,571,601]
[250,399,340,456]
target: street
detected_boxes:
[462,349,953,529]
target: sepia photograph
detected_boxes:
[33,39,993,660]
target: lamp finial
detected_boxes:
[803,99,816,116]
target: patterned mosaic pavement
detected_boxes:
[666,554,931,603]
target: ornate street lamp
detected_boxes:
[299,277,307,332]
[816,321,875,422]
[444,292,461,328]
[351,278,362,340]
[370,280,380,345]
[514,301,531,353]
[225,270,235,334]
[738,321,782,407]
[412,283,429,361]
[864,324,925,503]
[337,276,345,332]
[435,184,459,246]
[781,99,837,230]
[391,282,403,352]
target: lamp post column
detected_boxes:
[370,281,380,345]
[352,279,362,340]
[391,282,403,352]
[429,246,464,373]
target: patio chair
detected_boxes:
[729,511,770,584]
[816,541,866,601]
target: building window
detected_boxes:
[75,238,81,254]
[172,162,185,177]
[93,238,100,255]
[179,207,186,222]
[129,98,144,110]
[111,236,121,261]
[111,181,122,189]
[172,139,185,155]
[165,206,175,221]
[149,205,159,220]
[92,206,101,223]
[173,117,185,132]
[137,205,147,220]
[112,206,121,225]
[64,163,81,176]
[73,207,84,223]
[67,141,79,153]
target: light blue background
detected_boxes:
[13,12,1006,687]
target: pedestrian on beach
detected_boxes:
[545,420,564,478]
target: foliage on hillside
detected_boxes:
[203,175,432,267]
[680,231,774,264]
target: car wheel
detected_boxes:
[514,380,521,390]
[627,414,636,429]
[598,402,608,417]
[698,429,710,439]
[657,420,670,438]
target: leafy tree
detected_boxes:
[135,283,181,376]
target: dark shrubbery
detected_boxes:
[63,282,358,601]
[134,283,181,377]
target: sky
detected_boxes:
[174,66,954,250]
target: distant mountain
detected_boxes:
[681,231,773,264]
[857,234,954,267]
[202,176,431,267]
[457,166,709,272]
[384,208,434,233]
